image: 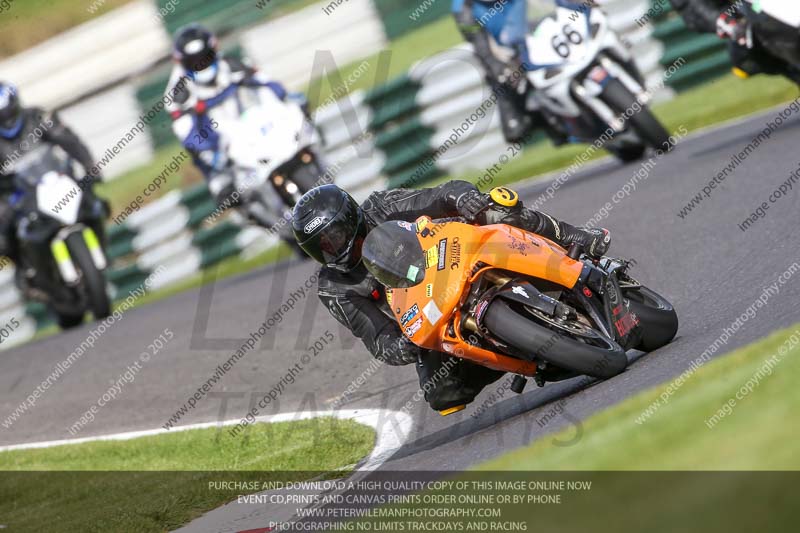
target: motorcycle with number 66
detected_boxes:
[524,1,672,161]
[362,217,678,412]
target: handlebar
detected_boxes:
[567,242,584,260]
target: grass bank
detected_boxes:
[0,417,375,531]
[481,324,800,470]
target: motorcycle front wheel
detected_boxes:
[600,78,672,152]
[621,285,679,352]
[65,232,111,321]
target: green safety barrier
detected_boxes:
[651,3,730,90]
[372,0,451,40]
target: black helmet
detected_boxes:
[0,82,23,137]
[173,24,218,78]
[292,184,367,272]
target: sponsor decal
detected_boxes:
[386,290,393,305]
[400,303,420,326]
[426,283,433,298]
[508,237,531,256]
[437,239,447,271]
[404,317,423,337]
[512,286,530,299]
[589,65,608,84]
[396,221,415,231]
[423,300,443,325]
[475,300,489,322]
[303,216,325,234]
[425,245,439,269]
[449,237,461,270]
[613,309,640,337]
[489,186,519,207]
[406,264,420,282]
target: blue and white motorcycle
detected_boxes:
[524,1,671,161]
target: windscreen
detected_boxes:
[12,146,70,190]
[362,221,426,289]
[529,0,558,19]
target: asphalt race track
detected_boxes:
[2,106,800,475]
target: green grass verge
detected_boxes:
[480,323,800,470]
[0,417,375,532]
[349,327,799,533]
[0,0,134,59]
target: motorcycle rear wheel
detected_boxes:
[483,300,628,379]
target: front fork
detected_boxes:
[50,226,107,285]
[571,55,649,133]
[577,259,642,349]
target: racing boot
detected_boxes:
[417,352,473,415]
[535,212,611,259]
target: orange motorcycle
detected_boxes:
[362,216,678,400]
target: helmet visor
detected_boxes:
[362,222,426,288]
[182,50,216,73]
[0,94,21,131]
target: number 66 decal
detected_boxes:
[551,24,584,58]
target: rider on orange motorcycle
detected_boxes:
[292,181,610,411]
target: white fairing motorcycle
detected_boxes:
[11,147,111,329]
[177,85,327,246]
[525,1,671,161]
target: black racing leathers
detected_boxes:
[670,0,800,79]
[669,0,729,34]
[0,107,98,192]
[0,107,101,257]
[317,180,596,367]
[452,1,534,143]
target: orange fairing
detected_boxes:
[386,219,583,377]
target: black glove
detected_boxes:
[565,227,611,259]
[454,189,492,222]
[487,57,526,94]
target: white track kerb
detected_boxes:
[0,409,412,471]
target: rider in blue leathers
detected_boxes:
[164,24,291,208]
[452,0,567,144]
